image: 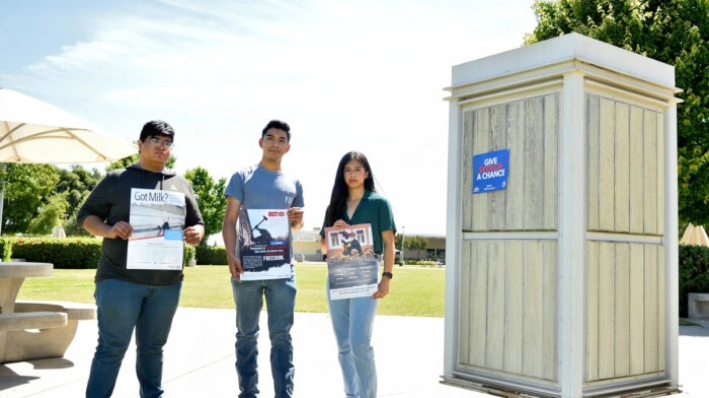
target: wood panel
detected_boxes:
[524,98,544,230]
[586,242,600,381]
[472,108,491,230]
[486,241,505,370]
[506,101,525,230]
[629,107,644,233]
[585,242,665,382]
[459,239,473,366]
[461,94,559,232]
[462,110,475,231]
[522,241,544,378]
[543,94,559,230]
[643,245,659,372]
[656,113,665,233]
[489,106,508,231]
[655,246,667,372]
[459,240,557,382]
[614,103,630,232]
[598,98,616,232]
[586,94,664,235]
[542,240,558,381]
[470,241,488,368]
[614,243,630,377]
[643,111,658,234]
[598,242,615,379]
[587,95,601,231]
[629,243,645,374]
[503,241,524,374]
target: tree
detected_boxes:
[526,0,709,225]
[184,166,227,244]
[394,234,429,260]
[28,192,69,235]
[408,236,429,259]
[56,166,102,236]
[395,233,404,250]
[56,166,101,217]
[0,164,60,234]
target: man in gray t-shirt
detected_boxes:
[222,120,304,398]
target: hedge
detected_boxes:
[678,244,709,317]
[6,237,199,269]
[9,237,102,269]
[195,245,228,265]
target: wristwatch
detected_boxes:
[382,271,393,279]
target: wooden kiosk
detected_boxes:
[442,34,681,397]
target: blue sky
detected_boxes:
[0,0,538,239]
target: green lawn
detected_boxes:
[16,263,446,318]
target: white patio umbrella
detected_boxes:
[680,223,709,246]
[0,88,137,164]
[0,87,139,234]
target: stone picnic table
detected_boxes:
[0,262,95,364]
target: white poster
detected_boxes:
[126,188,186,270]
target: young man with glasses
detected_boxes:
[79,120,205,398]
[222,120,304,398]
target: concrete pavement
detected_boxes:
[1,308,708,397]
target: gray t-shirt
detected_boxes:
[224,164,304,263]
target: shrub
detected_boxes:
[678,244,709,317]
[0,237,12,261]
[195,245,228,265]
[184,245,196,266]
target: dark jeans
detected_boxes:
[86,278,181,398]
[231,274,297,398]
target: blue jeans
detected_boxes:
[86,278,181,398]
[231,272,297,398]
[327,282,378,398]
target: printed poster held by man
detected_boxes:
[126,188,186,270]
[237,208,293,280]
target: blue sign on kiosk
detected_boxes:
[472,149,509,194]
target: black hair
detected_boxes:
[325,151,376,227]
[261,120,291,142]
[139,120,175,142]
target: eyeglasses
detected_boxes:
[149,137,174,149]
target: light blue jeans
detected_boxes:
[327,282,378,398]
[231,272,297,398]
[86,278,181,398]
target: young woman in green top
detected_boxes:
[320,151,397,398]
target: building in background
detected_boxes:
[293,228,446,263]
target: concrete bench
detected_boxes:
[0,311,67,331]
[688,293,709,319]
[14,301,96,321]
[1,301,96,363]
